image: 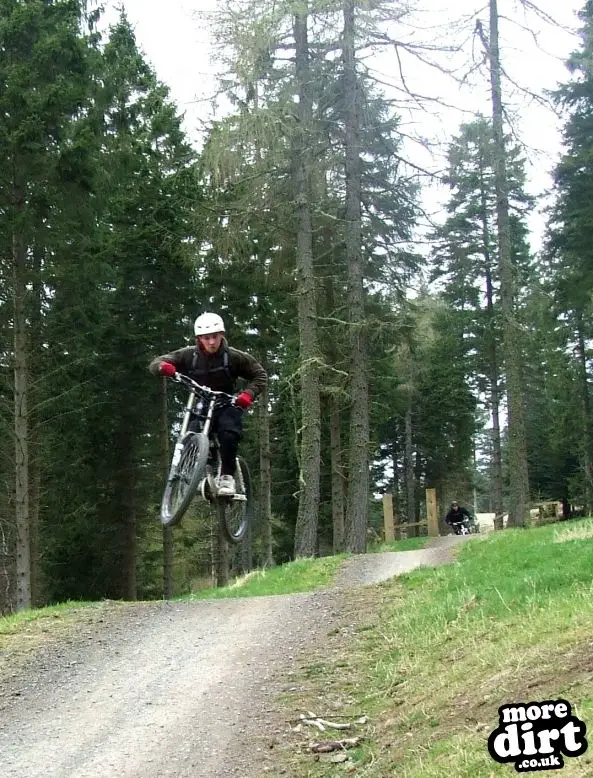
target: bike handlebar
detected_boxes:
[171,372,235,402]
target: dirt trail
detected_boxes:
[0,536,468,778]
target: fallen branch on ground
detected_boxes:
[310,736,362,753]
[298,712,368,731]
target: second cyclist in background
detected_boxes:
[445,501,477,533]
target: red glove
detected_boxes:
[159,362,177,378]
[235,391,253,410]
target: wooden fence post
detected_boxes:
[426,488,439,537]
[394,494,401,540]
[383,493,395,543]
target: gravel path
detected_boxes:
[0,536,469,778]
[332,534,468,588]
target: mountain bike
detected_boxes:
[452,519,471,535]
[160,372,253,543]
[450,517,480,535]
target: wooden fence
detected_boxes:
[382,489,440,540]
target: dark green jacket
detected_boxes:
[148,341,267,400]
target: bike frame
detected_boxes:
[170,373,246,502]
[170,374,224,466]
[450,517,473,535]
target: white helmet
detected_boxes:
[194,312,225,336]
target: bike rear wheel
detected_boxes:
[161,432,209,527]
[217,457,253,543]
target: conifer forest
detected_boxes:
[1,0,592,610]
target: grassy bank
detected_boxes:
[279,520,593,777]
[187,554,347,599]
[0,600,106,639]
[0,599,126,682]
[367,536,429,554]
[187,536,426,599]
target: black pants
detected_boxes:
[190,406,244,475]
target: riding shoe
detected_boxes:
[217,474,236,496]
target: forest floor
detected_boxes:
[0,536,467,778]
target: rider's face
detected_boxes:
[198,332,224,354]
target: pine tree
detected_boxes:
[292,6,322,557]
[40,12,199,601]
[431,117,533,526]
[547,0,593,512]
[371,296,477,527]
[0,0,100,610]
[482,0,531,526]
[203,0,421,557]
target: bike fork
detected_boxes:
[171,440,184,470]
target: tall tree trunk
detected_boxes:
[120,423,137,600]
[161,377,173,599]
[292,7,322,558]
[487,0,529,526]
[391,436,400,536]
[162,523,174,600]
[575,310,593,514]
[391,436,399,495]
[320,233,345,553]
[479,170,504,529]
[0,516,11,615]
[241,517,253,573]
[329,396,345,551]
[486,263,505,529]
[473,445,479,517]
[13,227,31,612]
[252,99,274,569]
[28,419,41,605]
[258,364,274,567]
[29,242,43,605]
[404,396,416,536]
[343,0,369,553]
[414,450,423,525]
[215,533,230,587]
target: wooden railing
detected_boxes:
[382,490,439,540]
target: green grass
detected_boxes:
[187,554,348,600]
[395,522,593,628]
[0,599,126,682]
[281,520,593,777]
[4,521,593,776]
[0,600,102,636]
[188,538,430,602]
[368,536,429,553]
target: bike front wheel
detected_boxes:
[161,432,209,527]
[217,457,253,543]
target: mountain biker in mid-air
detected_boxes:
[445,501,475,532]
[149,312,267,496]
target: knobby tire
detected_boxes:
[217,456,253,544]
[161,432,209,527]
